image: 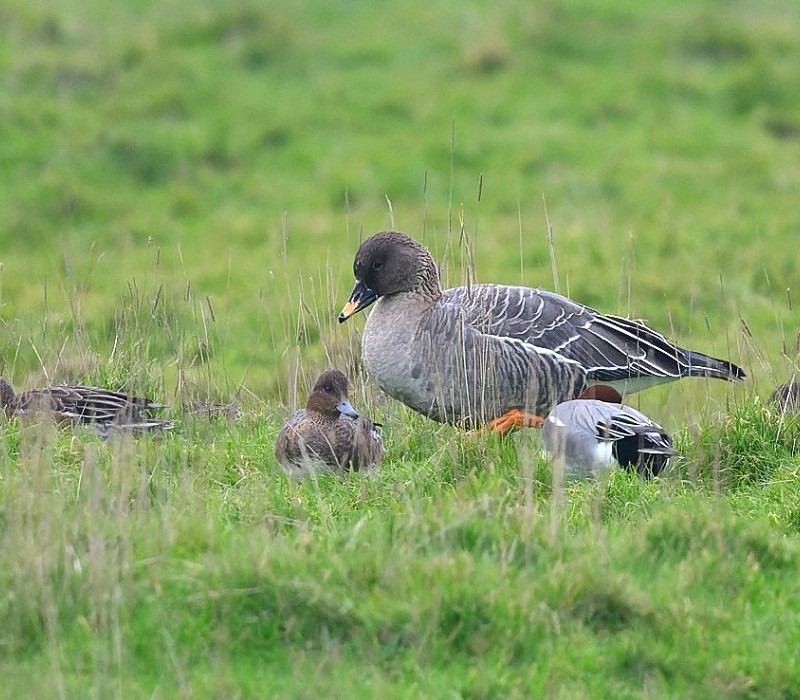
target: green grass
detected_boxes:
[2,0,800,696]
[2,410,800,697]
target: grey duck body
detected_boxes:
[340,231,745,429]
[542,394,677,478]
[274,369,384,478]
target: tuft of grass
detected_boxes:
[680,394,800,488]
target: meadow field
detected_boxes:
[1,0,800,697]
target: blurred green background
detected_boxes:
[1,0,798,407]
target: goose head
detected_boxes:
[339,231,441,322]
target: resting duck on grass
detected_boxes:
[770,380,800,415]
[0,376,171,432]
[339,231,745,432]
[275,369,384,478]
[541,385,677,478]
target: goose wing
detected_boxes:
[419,302,588,420]
[445,284,743,387]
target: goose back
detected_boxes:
[447,284,743,392]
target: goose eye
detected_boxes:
[372,260,383,271]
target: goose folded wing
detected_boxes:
[423,304,588,418]
[447,285,691,382]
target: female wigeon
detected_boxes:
[1,376,170,431]
[275,369,384,477]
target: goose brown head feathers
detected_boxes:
[339,231,441,322]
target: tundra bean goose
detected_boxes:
[339,231,745,431]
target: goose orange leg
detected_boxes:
[486,409,546,435]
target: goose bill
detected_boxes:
[338,281,378,323]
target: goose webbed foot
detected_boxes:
[485,409,545,435]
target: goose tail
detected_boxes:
[684,350,746,382]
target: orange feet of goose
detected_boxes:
[486,409,546,435]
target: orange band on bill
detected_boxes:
[339,300,359,320]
